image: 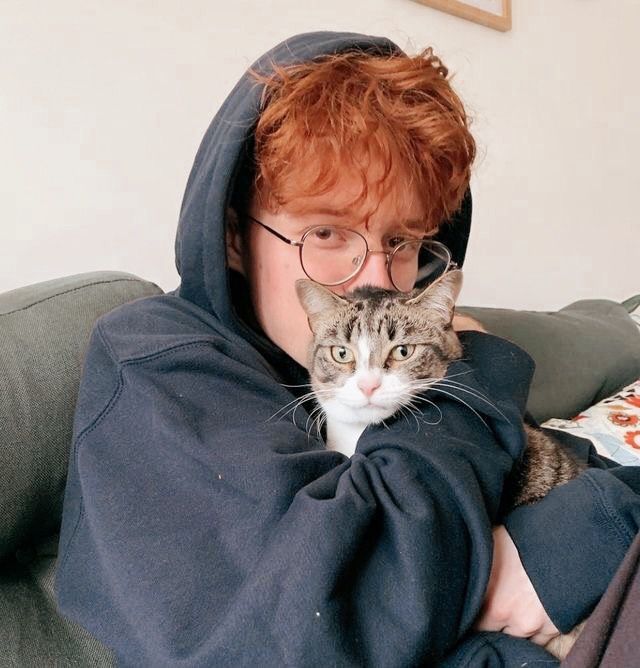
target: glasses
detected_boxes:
[245,215,453,292]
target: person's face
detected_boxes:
[227,169,429,368]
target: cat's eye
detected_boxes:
[390,344,415,361]
[330,346,354,364]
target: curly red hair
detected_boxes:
[246,47,476,233]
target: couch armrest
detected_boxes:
[0,271,162,561]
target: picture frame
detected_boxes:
[414,0,512,32]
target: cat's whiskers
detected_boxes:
[427,379,510,423]
[267,388,333,423]
[403,395,443,425]
[302,401,327,443]
[397,404,421,433]
[414,385,491,431]
[305,403,327,436]
[314,412,327,440]
[408,376,503,417]
[438,369,473,381]
[267,391,317,422]
[400,402,424,434]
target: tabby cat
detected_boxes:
[295,269,586,660]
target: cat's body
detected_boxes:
[296,270,586,661]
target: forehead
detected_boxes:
[264,158,430,233]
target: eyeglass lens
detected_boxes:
[300,227,450,291]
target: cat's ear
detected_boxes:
[295,279,346,331]
[406,269,463,322]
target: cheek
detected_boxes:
[377,372,409,402]
[247,235,298,310]
[245,236,313,364]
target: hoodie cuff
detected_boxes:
[503,469,635,632]
[438,632,559,667]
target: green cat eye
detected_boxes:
[330,346,354,364]
[390,344,415,361]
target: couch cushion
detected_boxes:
[0,272,162,561]
[459,297,640,423]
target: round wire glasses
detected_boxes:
[246,215,453,292]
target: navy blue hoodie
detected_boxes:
[56,32,640,667]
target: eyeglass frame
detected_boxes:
[244,214,455,292]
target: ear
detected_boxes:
[295,279,346,332]
[226,207,245,274]
[406,269,463,323]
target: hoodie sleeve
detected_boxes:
[56,318,532,668]
[504,464,640,633]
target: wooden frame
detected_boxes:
[415,0,512,32]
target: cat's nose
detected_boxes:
[357,377,381,398]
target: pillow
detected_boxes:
[542,379,640,466]
[459,297,640,423]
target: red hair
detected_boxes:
[247,47,476,233]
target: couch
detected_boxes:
[1,271,639,665]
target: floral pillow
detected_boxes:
[541,299,640,465]
[542,379,640,466]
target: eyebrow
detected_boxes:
[300,207,430,231]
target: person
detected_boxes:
[55,31,640,666]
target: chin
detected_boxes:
[357,405,397,424]
[323,398,396,425]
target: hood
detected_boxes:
[174,30,472,333]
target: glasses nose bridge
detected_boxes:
[363,247,393,272]
[352,245,394,288]
[366,248,392,258]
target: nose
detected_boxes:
[345,251,394,292]
[357,376,381,398]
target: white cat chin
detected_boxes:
[320,398,397,425]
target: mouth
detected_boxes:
[343,399,387,410]
[357,401,395,420]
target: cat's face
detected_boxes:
[296,270,464,426]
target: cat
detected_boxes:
[295,269,586,660]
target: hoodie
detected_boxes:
[56,32,640,667]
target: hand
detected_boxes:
[452,312,487,333]
[473,525,561,646]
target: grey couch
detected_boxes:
[1,271,639,666]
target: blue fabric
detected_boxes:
[55,30,640,666]
[505,466,640,633]
[55,302,533,666]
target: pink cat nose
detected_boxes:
[357,377,381,398]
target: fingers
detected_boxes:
[474,609,559,644]
[528,630,561,647]
[452,313,487,333]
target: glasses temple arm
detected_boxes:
[245,215,303,247]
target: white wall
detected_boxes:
[2,0,638,309]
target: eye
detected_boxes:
[389,344,415,361]
[314,227,335,240]
[308,227,347,249]
[330,346,354,363]
[387,235,411,249]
